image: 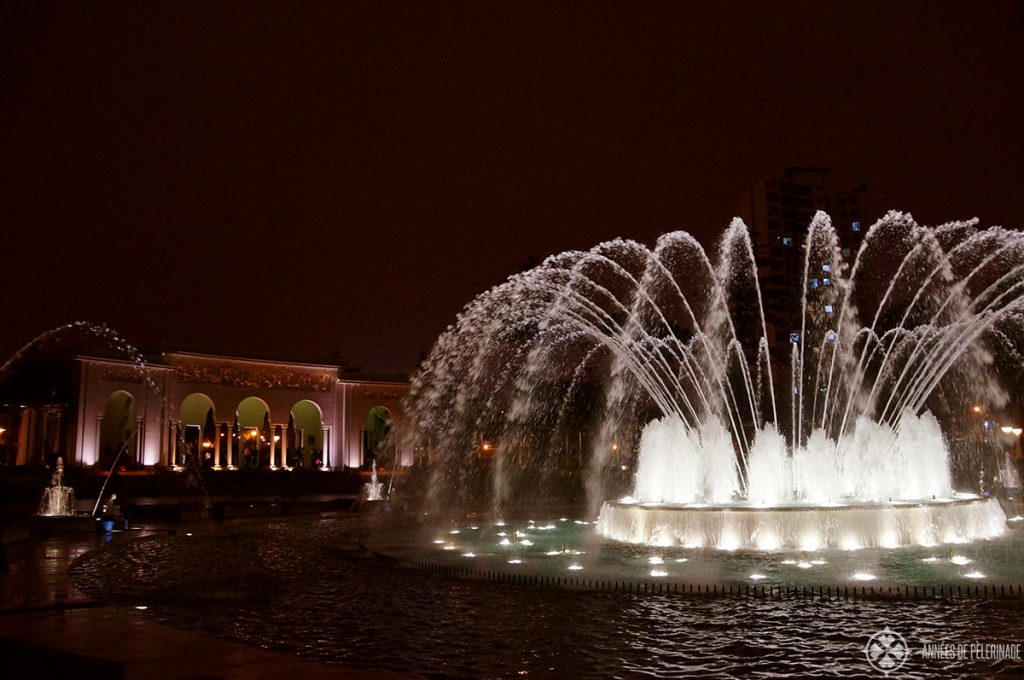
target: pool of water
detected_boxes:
[383,514,1024,589]
[70,514,1024,678]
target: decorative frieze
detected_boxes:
[171,362,334,392]
[100,367,145,383]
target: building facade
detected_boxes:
[738,166,873,351]
[1,351,411,471]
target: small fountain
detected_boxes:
[38,457,75,516]
[32,456,97,533]
[363,463,385,502]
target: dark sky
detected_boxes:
[2,1,1023,373]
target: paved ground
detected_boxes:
[0,517,410,679]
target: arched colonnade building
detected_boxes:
[63,351,410,470]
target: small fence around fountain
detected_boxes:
[408,558,1024,601]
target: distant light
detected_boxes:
[1001,426,1014,434]
[951,555,971,565]
[462,552,476,558]
[965,571,985,579]
[797,561,813,569]
[432,539,445,544]
[852,572,876,581]
[922,556,939,563]
[449,529,460,535]
[648,556,664,565]
[568,564,583,571]
[507,559,522,564]
[650,569,668,577]
[750,573,767,581]
[185,532,193,537]
[674,557,688,563]
[499,538,511,546]
[1014,428,1023,436]
[520,539,533,546]
[135,605,148,610]
[972,405,983,413]
[620,465,628,471]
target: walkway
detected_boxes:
[0,523,410,679]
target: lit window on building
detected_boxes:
[825,330,837,342]
[852,221,861,231]
[824,305,834,314]
[809,278,819,289]
[789,332,800,344]
[782,236,794,246]
[823,278,831,286]
[822,264,831,272]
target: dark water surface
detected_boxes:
[70,516,1024,678]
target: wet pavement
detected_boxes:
[0,521,410,679]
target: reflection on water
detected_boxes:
[70,517,1024,678]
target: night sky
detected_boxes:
[2,2,1023,374]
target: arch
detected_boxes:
[364,406,393,466]
[99,390,135,467]
[180,393,215,426]
[236,397,271,469]
[290,399,323,469]
[236,396,270,429]
[179,393,217,467]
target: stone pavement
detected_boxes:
[0,527,409,679]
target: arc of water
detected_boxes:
[538,245,757,489]
[836,228,1013,440]
[796,212,836,446]
[878,250,1024,426]
[896,274,1024,425]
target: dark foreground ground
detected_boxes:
[0,466,410,679]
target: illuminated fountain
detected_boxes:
[364,463,385,502]
[408,211,1022,551]
[38,457,76,517]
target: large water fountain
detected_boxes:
[407,211,1022,551]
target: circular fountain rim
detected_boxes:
[608,492,988,513]
[596,495,1008,550]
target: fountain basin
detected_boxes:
[595,495,1007,550]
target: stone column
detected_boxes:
[213,423,222,469]
[280,427,289,469]
[170,422,178,468]
[226,423,234,469]
[269,426,277,469]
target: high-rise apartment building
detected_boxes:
[739,166,873,352]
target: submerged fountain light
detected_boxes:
[409,211,1019,550]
